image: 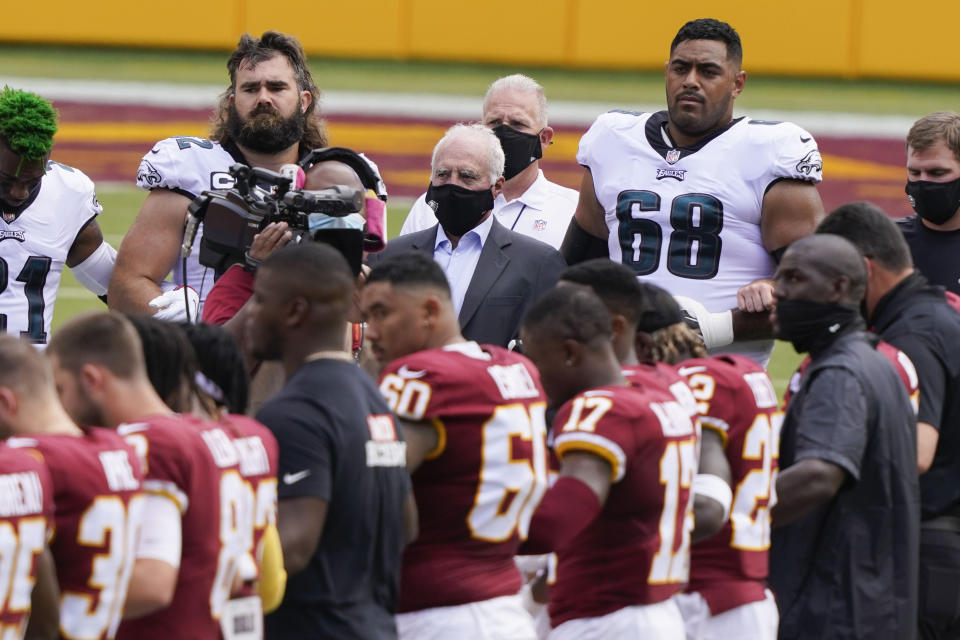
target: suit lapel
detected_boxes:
[408,226,438,254]
[459,219,511,327]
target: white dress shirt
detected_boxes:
[401,170,578,249]
[432,213,494,316]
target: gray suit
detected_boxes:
[367,218,567,348]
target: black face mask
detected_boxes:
[492,124,543,180]
[905,177,960,225]
[775,299,863,354]
[426,183,494,237]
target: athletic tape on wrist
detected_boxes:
[693,473,733,523]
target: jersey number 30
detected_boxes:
[616,191,723,280]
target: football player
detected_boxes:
[47,313,255,640]
[0,334,143,640]
[672,355,781,639]
[559,260,702,409]
[123,315,260,639]
[562,18,825,365]
[0,87,116,344]
[109,31,328,319]
[181,321,284,617]
[0,441,58,640]
[362,252,549,640]
[520,286,697,639]
[577,273,781,637]
[558,262,736,545]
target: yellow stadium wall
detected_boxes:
[2,0,959,82]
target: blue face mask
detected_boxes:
[308,213,365,275]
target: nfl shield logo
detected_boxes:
[534,219,547,231]
[666,149,681,164]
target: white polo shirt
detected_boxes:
[400,170,577,249]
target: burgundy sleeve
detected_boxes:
[519,476,601,555]
[201,264,254,325]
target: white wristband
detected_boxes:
[692,473,733,523]
[702,309,734,349]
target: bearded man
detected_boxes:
[108,31,328,319]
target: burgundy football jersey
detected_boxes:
[678,355,781,614]
[783,341,919,413]
[9,428,143,640]
[220,413,279,587]
[117,415,246,640]
[622,362,698,417]
[114,414,243,640]
[379,342,549,612]
[0,443,54,640]
[549,384,698,628]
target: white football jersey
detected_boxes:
[0,161,101,344]
[578,110,823,363]
[136,136,240,308]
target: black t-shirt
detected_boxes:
[770,332,920,639]
[258,358,410,640]
[870,272,960,518]
[898,215,960,295]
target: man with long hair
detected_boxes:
[109,31,328,319]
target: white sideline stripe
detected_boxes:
[0,75,914,139]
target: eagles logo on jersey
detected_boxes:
[135,137,240,308]
[0,162,102,343]
[578,110,823,363]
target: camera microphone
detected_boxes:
[279,164,306,189]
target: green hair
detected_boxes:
[0,86,58,162]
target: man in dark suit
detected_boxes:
[367,123,566,348]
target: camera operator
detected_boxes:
[201,157,382,413]
[109,30,329,320]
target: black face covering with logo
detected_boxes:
[775,300,864,355]
[493,124,543,180]
[905,177,960,225]
[426,183,494,237]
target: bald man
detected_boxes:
[768,234,919,640]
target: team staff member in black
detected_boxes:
[246,243,415,639]
[899,112,960,296]
[818,202,960,640]
[769,234,920,640]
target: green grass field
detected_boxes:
[3,44,958,115]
